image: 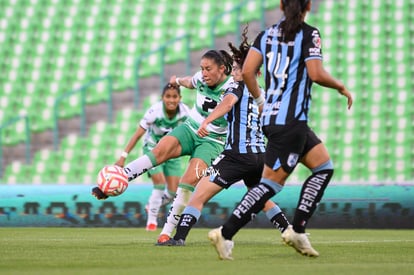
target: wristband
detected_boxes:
[121,151,128,158]
[175,77,181,86]
[254,95,265,106]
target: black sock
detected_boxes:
[270,212,290,233]
[173,213,197,241]
[222,183,276,240]
[293,169,333,233]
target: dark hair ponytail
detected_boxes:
[228,25,250,67]
[280,0,309,42]
[202,50,233,75]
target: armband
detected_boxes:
[121,151,129,158]
[175,77,181,86]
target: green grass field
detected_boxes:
[1,228,413,275]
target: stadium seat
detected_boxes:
[1,0,413,185]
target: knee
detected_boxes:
[152,146,172,163]
[312,159,334,174]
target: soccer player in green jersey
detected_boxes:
[92,49,235,245]
[115,83,190,231]
[158,26,290,251]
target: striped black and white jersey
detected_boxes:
[251,20,323,126]
[223,81,265,154]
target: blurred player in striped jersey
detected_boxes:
[209,0,353,259]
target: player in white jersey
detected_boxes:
[115,83,190,231]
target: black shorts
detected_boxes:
[209,150,264,189]
[263,121,322,173]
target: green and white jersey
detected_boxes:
[188,70,237,135]
[140,101,190,148]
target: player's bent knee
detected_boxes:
[312,159,334,173]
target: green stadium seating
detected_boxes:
[0,0,413,184]
[304,0,413,183]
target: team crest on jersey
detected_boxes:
[311,30,322,48]
[287,153,299,167]
[309,30,322,57]
[312,36,321,48]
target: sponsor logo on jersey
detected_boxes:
[308,47,321,56]
[268,27,278,37]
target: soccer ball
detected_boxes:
[97,165,129,196]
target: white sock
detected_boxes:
[160,186,193,237]
[160,191,175,207]
[124,155,154,181]
[147,188,164,225]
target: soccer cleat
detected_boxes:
[146,223,157,232]
[281,225,319,257]
[156,234,171,245]
[91,187,108,200]
[207,227,234,260]
[156,238,185,246]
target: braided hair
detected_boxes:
[280,0,310,42]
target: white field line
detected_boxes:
[314,239,414,244]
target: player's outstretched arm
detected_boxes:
[198,93,238,137]
[306,59,353,110]
[115,126,146,167]
[169,75,194,89]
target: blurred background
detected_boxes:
[0,0,413,186]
